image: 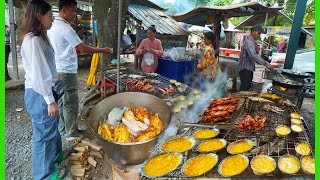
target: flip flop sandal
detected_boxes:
[49,167,67,180]
[53,149,78,164]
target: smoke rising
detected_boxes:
[158,71,228,142]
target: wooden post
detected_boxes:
[8,0,19,79]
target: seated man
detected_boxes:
[81,32,91,45]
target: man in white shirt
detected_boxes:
[48,0,112,141]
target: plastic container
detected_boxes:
[156,57,197,83]
[100,79,116,97]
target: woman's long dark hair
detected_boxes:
[203,31,216,50]
[19,0,52,45]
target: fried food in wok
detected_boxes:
[98,107,163,143]
[131,107,149,122]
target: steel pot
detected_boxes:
[88,92,171,167]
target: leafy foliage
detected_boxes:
[303,0,314,26]
[206,0,232,6]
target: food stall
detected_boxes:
[90,64,315,178]
[79,1,313,179]
[139,93,314,179]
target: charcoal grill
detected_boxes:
[140,97,314,179]
[281,69,311,82]
[105,65,195,100]
[269,77,306,109]
[281,69,315,98]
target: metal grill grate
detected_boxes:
[141,97,314,179]
[104,66,193,99]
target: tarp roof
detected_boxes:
[128,4,188,35]
[235,11,313,36]
[172,2,283,26]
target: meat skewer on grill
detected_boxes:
[199,96,239,124]
[158,85,176,96]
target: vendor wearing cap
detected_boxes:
[238,25,279,91]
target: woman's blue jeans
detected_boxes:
[24,89,62,180]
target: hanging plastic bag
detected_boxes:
[220,28,226,40]
[169,47,179,60]
[214,59,222,75]
[144,52,154,66]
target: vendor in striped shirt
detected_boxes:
[238,25,280,91]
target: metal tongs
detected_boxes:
[183,122,231,130]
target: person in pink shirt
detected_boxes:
[277,38,288,53]
[136,25,163,73]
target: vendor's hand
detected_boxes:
[142,49,148,54]
[266,63,274,70]
[102,47,113,54]
[271,63,283,68]
[48,102,59,117]
[149,49,155,54]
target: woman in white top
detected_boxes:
[20,0,66,179]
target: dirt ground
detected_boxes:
[5,56,315,180]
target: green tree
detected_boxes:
[283,0,296,19]
[206,0,232,6]
[303,0,314,26]
[237,0,277,6]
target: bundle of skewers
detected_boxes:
[199,96,239,124]
[126,79,155,93]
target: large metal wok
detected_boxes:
[88,92,171,167]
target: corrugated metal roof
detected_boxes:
[172,2,283,26]
[128,4,188,35]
